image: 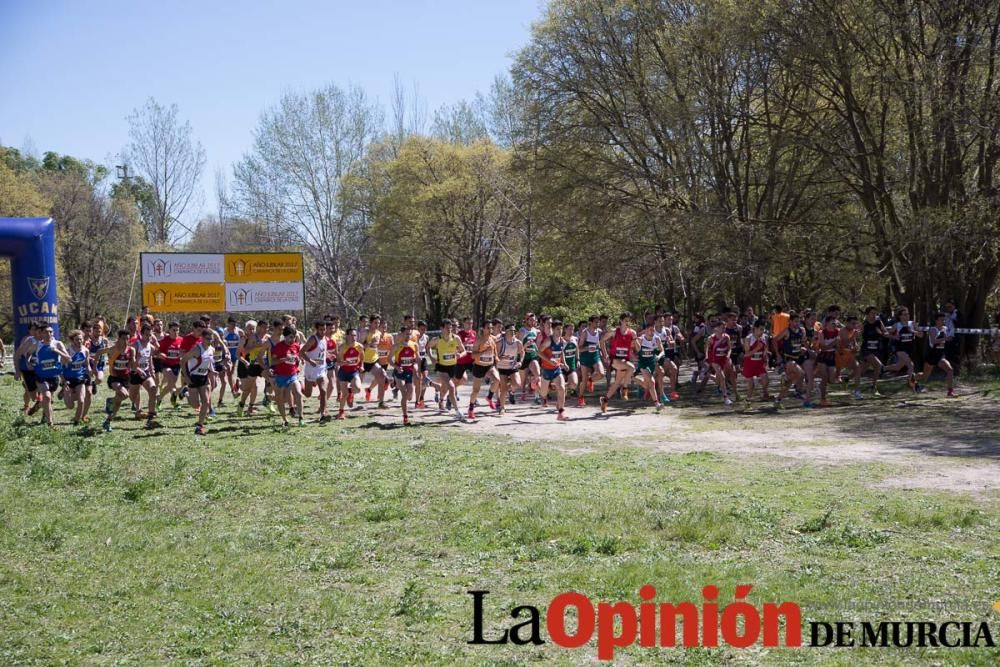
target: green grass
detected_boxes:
[0,375,998,665]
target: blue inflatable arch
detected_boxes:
[0,217,59,345]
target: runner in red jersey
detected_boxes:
[270,326,303,428]
[598,312,637,413]
[455,317,477,388]
[741,319,771,404]
[156,321,183,408]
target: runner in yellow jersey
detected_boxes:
[428,319,466,419]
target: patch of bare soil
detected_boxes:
[365,378,1000,496]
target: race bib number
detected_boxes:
[615,348,627,358]
[751,352,763,361]
[866,340,879,350]
[167,349,180,359]
[442,352,456,361]
[400,357,414,367]
[479,353,493,363]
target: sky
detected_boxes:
[0,0,543,221]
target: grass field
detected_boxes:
[1,370,999,665]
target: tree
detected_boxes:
[124,97,206,243]
[232,83,383,317]
[373,136,527,324]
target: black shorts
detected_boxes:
[107,376,128,391]
[926,348,945,366]
[248,362,263,377]
[162,364,179,376]
[472,364,492,379]
[130,372,150,386]
[498,367,518,377]
[21,370,38,393]
[661,350,676,363]
[37,376,60,393]
[363,361,375,374]
[214,362,226,373]
[66,377,88,388]
[237,362,249,379]
[419,357,427,373]
[818,355,837,367]
[153,359,164,373]
[337,368,359,383]
[860,346,880,359]
[189,374,209,388]
[437,364,460,379]
[456,362,473,379]
[521,356,537,370]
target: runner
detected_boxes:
[130,325,160,428]
[62,329,92,425]
[537,319,571,420]
[814,315,840,408]
[179,328,216,435]
[87,320,110,398]
[599,312,637,413]
[741,319,771,403]
[774,312,808,407]
[102,330,133,432]
[32,325,71,427]
[836,316,860,383]
[271,326,304,428]
[577,315,604,406]
[335,328,365,420]
[916,313,956,397]
[390,324,420,425]
[323,318,341,405]
[562,320,580,402]
[518,313,541,402]
[362,314,382,404]
[706,318,735,406]
[690,313,709,386]
[219,317,243,407]
[13,322,41,415]
[495,324,524,415]
[237,320,267,416]
[467,322,498,420]
[656,313,682,402]
[428,319,466,419]
[414,319,431,409]
[371,318,394,407]
[155,321,183,409]
[853,306,888,400]
[456,317,477,391]
[301,321,331,422]
[633,321,665,408]
[885,307,922,392]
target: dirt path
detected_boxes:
[366,377,1000,496]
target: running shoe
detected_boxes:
[487,398,496,411]
[195,424,205,436]
[266,402,276,415]
[217,399,224,408]
[170,393,178,408]
[802,400,814,408]
[852,390,863,400]
[872,389,882,397]
[724,397,733,406]
[298,417,304,427]
[915,383,925,394]
[403,415,410,426]
[600,396,608,413]
[670,391,680,401]
[377,401,386,409]
[104,397,113,415]
[336,411,346,420]
[365,388,372,402]
[577,396,586,407]
[660,393,669,404]
[468,408,476,420]
[454,407,464,420]
[347,391,355,408]
[416,400,425,409]
[208,407,217,418]
[557,410,569,422]
[102,418,112,432]
[947,388,956,397]
[820,399,830,408]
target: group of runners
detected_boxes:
[5,304,961,432]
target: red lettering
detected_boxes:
[547,592,594,648]
[596,602,637,660]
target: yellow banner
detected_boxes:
[143,283,225,312]
[225,253,303,282]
